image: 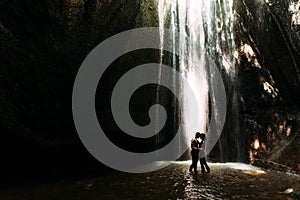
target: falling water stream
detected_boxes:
[158,0,237,160]
[158,0,208,158]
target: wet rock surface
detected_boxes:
[235,0,300,173]
[0,0,158,180]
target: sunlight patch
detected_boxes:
[239,43,261,68]
[210,162,265,171]
[289,1,300,26]
[263,81,278,97]
[243,170,266,175]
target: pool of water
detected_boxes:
[1,162,299,199]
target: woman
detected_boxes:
[199,133,210,173]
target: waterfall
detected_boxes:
[158,0,240,161]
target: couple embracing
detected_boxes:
[189,132,210,174]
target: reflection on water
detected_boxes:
[1,162,299,200]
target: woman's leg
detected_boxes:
[200,158,210,173]
[204,159,210,173]
[200,158,205,172]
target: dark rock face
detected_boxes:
[0,0,158,180]
[268,0,300,57]
[235,0,300,173]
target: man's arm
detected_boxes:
[191,139,201,150]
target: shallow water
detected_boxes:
[1,162,300,200]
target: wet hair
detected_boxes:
[200,133,206,140]
[195,132,201,138]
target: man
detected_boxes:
[189,132,201,173]
[199,133,210,173]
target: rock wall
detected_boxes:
[0,0,158,180]
[235,0,300,173]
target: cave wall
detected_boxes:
[0,0,158,180]
[235,0,300,173]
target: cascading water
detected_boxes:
[158,0,209,157]
[158,0,242,161]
